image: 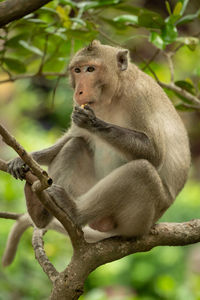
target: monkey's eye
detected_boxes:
[87,66,95,72]
[74,67,81,73]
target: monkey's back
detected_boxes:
[126,65,191,199]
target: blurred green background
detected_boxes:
[0,0,200,299]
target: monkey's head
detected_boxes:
[69,40,129,107]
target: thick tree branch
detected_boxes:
[0,0,52,27]
[0,124,52,191]
[94,220,200,265]
[48,219,200,299]
[0,125,84,249]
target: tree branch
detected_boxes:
[94,220,200,265]
[0,124,52,191]
[0,0,52,27]
[160,82,200,107]
[0,159,7,172]
[32,227,59,282]
[0,212,22,220]
[0,72,68,85]
[0,124,84,250]
[141,59,200,108]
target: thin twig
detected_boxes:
[97,28,122,47]
[142,49,160,71]
[51,76,61,110]
[163,52,174,83]
[38,35,49,74]
[32,227,59,282]
[0,212,23,220]
[160,82,200,107]
[0,71,67,84]
[138,53,200,107]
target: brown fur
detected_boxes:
[8,40,191,242]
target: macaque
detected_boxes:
[7,40,191,243]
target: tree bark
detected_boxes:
[0,0,52,27]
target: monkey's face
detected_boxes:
[70,60,106,108]
[69,41,129,108]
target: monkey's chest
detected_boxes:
[94,138,128,180]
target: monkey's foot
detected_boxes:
[46,184,76,219]
[149,225,158,235]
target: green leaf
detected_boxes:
[165,14,180,25]
[180,0,189,15]
[138,12,164,29]
[66,29,98,41]
[77,0,121,11]
[71,18,87,26]
[161,23,178,44]
[4,58,26,73]
[176,37,199,51]
[59,0,77,9]
[165,1,172,15]
[27,18,47,24]
[149,31,165,49]
[5,34,28,48]
[175,80,195,95]
[176,9,200,25]
[114,14,138,25]
[173,2,182,16]
[23,13,35,19]
[40,7,57,14]
[19,40,43,56]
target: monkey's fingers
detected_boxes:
[7,158,29,180]
[83,104,95,114]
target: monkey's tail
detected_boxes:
[2,213,32,267]
[2,217,116,267]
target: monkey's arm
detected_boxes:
[72,106,159,166]
[7,133,72,180]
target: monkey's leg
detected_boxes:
[76,159,171,238]
[49,137,97,198]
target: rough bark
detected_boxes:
[0,0,52,27]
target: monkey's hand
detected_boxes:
[72,105,107,131]
[46,184,77,221]
[7,157,29,180]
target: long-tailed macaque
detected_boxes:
[7,40,191,243]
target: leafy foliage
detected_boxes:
[0,0,199,108]
[0,0,200,299]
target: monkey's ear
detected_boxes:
[117,50,129,71]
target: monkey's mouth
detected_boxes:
[82,101,94,106]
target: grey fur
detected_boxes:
[8,41,190,241]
